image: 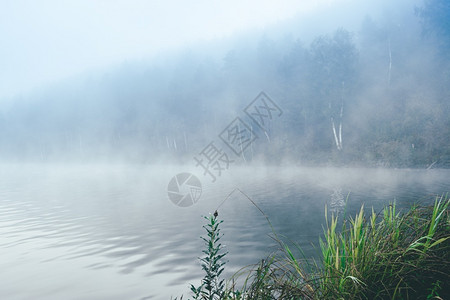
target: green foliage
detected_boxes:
[318,196,450,299]
[190,212,228,300]
[184,196,449,299]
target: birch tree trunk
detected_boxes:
[331,85,344,151]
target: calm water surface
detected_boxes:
[0,164,449,299]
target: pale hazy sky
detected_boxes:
[0,0,419,101]
[0,0,349,100]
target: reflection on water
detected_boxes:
[0,164,449,299]
[330,187,345,214]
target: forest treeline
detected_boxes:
[0,0,449,167]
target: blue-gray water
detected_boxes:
[0,164,449,299]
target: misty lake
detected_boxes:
[0,164,449,299]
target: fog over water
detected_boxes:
[1,164,449,299]
[1,0,449,299]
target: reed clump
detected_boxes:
[317,196,449,299]
[182,195,449,299]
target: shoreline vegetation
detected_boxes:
[176,195,449,299]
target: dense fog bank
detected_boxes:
[1,0,449,168]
